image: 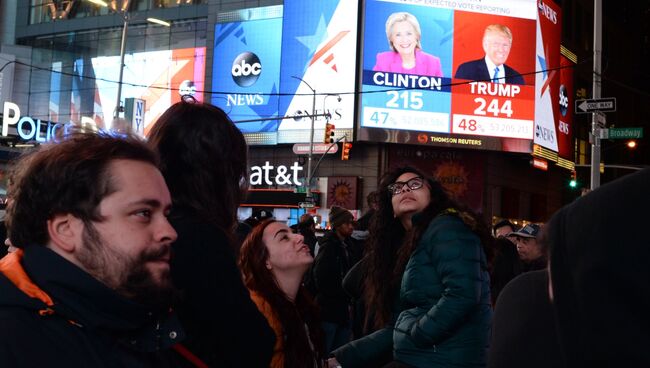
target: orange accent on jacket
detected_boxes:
[249,290,284,368]
[0,250,54,310]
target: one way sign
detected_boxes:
[575,97,616,114]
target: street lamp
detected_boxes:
[323,94,341,123]
[291,76,317,201]
[85,0,170,122]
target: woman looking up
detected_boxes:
[329,167,493,368]
[239,220,324,368]
[389,168,493,367]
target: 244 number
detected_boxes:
[474,98,513,118]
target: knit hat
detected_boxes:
[329,206,354,229]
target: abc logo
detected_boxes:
[558,85,569,117]
[231,52,261,87]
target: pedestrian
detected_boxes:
[547,168,650,367]
[510,224,546,272]
[313,205,357,353]
[489,220,522,304]
[492,219,516,239]
[147,99,275,367]
[239,219,325,368]
[0,133,190,367]
[329,166,493,368]
[297,213,318,256]
[488,269,563,368]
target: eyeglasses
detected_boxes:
[387,176,424,195]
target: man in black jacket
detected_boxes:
[313,206,358,354]
[0,133,192,367]
[547,169,650,367]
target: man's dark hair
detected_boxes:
[493,219,515,236]
[147,100,248,238]
[6,132,158,248]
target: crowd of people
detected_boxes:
[0,99,647,367]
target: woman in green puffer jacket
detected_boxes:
[390,167,493,368]
[328,167,494,368]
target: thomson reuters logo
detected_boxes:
[231,52,261,87]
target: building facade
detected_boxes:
[1,0,576,228]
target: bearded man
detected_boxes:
[0,133,195,367]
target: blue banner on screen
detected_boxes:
[211,18,283,133]
[277,0,358,134]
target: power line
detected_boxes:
[1,54,587,98]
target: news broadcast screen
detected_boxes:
[357,0,555,153]
[90,47,206,134]
[211,13,283,134]
[211,1,358,144]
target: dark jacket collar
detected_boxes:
[17,246,184,351]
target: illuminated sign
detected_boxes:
[533,0,562,152]
[2,101,99,142]
[358,0,540,153]
[91,47,206,135]
[211,1,359,142]
[249,161,304,186]
[276,0,358,137]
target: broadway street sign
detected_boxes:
[607,127,643,139]
[575,97,616,114]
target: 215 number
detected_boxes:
[387,91,423,110]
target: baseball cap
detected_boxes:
[509,223,541,238]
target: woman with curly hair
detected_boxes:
[329,166,493,368]
[239,220,325,368]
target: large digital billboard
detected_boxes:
[92,47,206,134]
[211,1,358,144]
[211,14,283,133]
[534,0,562,152]
[357,0,540,153]
[276,0,357,140]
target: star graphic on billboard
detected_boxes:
[296,14,350,73]
[296,15,328,54]
[537,54,547,79]
[538,45,556,97]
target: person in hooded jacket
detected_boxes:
[547,168,650,367]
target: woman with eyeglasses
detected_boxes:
[239,220,325,368]
[328,166,493,368]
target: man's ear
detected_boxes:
[47,214,84,253]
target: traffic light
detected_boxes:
[569,170,577,189]
[341,141,352,160]
[324,123,335,144]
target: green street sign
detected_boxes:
[608,127,643,139]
